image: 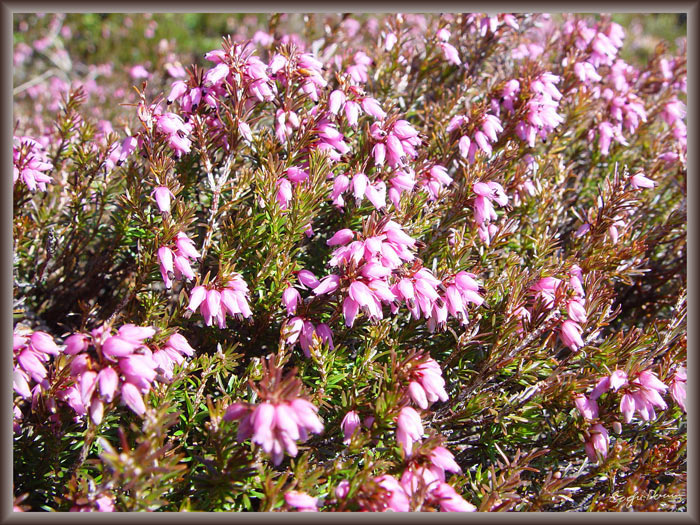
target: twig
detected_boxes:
[199,153,234,265]
[13,67,66,96]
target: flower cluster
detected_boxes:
[224,362,323,465]
[339,444,475,512]
[154,110,192,157]
[470,180,508,245]
[575,367,677,461]
[61,324,194,422]
[405,356,449,409]
[522,265,588,352]
[13,136,53,192]
[186,273,252,327]
[157,232,200,289]
[320,219,485,332]
[13,328,61,399]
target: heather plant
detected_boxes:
[13,13,686,512]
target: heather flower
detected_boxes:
[297,269,320,289]
[13,136,53,192]
[58,324,194,422]
[407,357,448,409]
[530,276,562,308]
[374,475,410,512]
[328,89,346,115]
[559,320,584,351]
[70,493,116,512]
[568,265,586,297]
[670,366,686,412]
[471,181,508,240]
[567,299,587,324]
[439,42,461,65]
[276,178,293,210]
[629,172,656,190]
[590,376,611,400]
[440,271,484,325]
[341,410,361,444]
[584,424,609,462]
[152,186,175,213]
[429,446,462,478]
[432,482,477,512]
[155,111,193,156]
[13,329,61,398]
[396,406,424,456]
[575,223,591,238]
[284,317,305,346]
[282,285,301,315]
[620,393,635,423]
[574,394,599,420]
[335,480,350,500]
[419,164,452,200]
[285,491,318,512]
[152,333,196,380]
[225,397,323,465]
[186,274,252,326]
[609,370,628,391]
[361,97,386,120]
[327,228,354,246]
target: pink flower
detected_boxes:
[152,186,175,213]
[341,410,361,444]
[335,480,350,499]
[590,376,610,400]
[226,397,323,466]
[121,382,146,415]
[567,299,587,324]
[630,172,656,190]
[637,370,668,394]
[439,42,461,65]
[101,335,140,358]
[432,482,477,512]
[329,89,346,115]
[327,229,354,246]
[64,334,89,355]
[584,424,609,462]
[276,178,293,209]
[559,320,584,351]
[285,491,318,512]
[314,274,340,296]
[186,276,252,326]
[396,406,424,456]
[361,97,386,120]
[620,393,635,423]
[13,136,53,192]
[670,366,686,412]
[297,270,320,289]
[609,370,628,391]
[574,394,599,420]
[187,285,207,312]
[129,64,150,79]
[575,223,591,238]
[408,358,448,409]
[97,367,119,403]
[430,446,462,477]
[70,493,115,512]
[374,475,410,512]
[166,80,188,104]
[282,286,301,315]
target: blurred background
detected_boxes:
[14,12,687,72]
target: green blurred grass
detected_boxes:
[612,13,686,63]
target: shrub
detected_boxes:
[13,12,686,512]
